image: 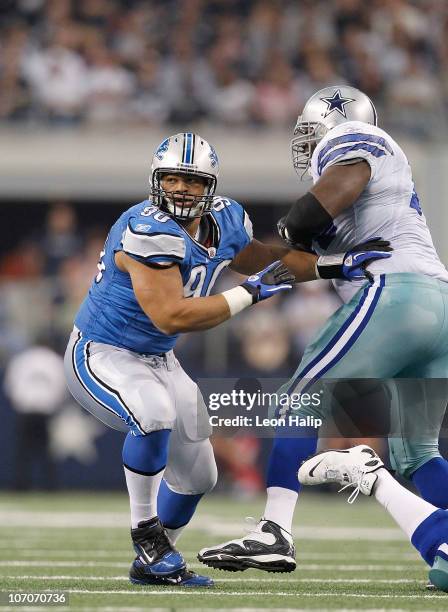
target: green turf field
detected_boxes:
[0,491,446,611]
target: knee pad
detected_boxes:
[165,439,217,495]
[190,450,218,494]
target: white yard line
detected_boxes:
[0,561,424,571]
[1,575,423,584]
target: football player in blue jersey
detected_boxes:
[198,87,448,589]
[65,132,391,588]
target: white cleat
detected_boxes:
[198,519,296,573]
[298,445,384,503]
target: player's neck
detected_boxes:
[183,217,201,239]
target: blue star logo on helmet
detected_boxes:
[320,89,355,118]
[155,138,170,161]
[209,146,218,168]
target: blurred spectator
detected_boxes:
[41,201,82,275]
[84,40,135,123]
[3,338,67,489]
[386,53,445,138]
[127,53,170,124]
[159,35,203,124]
[22,27,88,123]
[253,54,304,126]
[0,26,31,120]
[233,308,294,376]
[196,50,255,124]
[301,48,346,101]
[0,240,44,279]
[212,435,264,496]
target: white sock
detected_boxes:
[124,465,164,529]
[373,468,437,539]
[165,525,186,545]
[264,486,298,534]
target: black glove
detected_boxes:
[316,238,393,282]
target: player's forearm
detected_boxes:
[232,240,317,282]
[252,243,318,281]
[280,250,318,282]
[157,294,232,334]
[231,242,289,274]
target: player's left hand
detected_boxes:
[241,261,295,303]
[316,238,392,282]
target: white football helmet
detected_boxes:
[150,133,219,219]
[292,85,378,178]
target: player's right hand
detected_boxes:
[316,237,393,282]
[241,261,295,303]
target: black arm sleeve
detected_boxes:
[284,192,333,250]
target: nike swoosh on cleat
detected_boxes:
[309,458,325,477]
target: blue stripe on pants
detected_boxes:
[72,332,145,434]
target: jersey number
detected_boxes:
[95,250,106,283]
[141,205,170,222]
[95,233,110,283]
[184,260,232,298]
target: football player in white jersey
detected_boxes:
[198,86,448,587]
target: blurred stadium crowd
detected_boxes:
[1,0,447,137]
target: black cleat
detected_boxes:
[198,519,296,573]
[131,517,185,577]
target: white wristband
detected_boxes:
[221,286,253,316]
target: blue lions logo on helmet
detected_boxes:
[155,138,170,161]
[209,146,218,168]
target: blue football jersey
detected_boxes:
[75,197,253,354]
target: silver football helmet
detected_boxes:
[292,85,378,178]
[150,132,219,219]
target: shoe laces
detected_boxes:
[331,465,367,504]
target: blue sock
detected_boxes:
[411,509,448,565]
[122,430,170,475]
[412,457,448,509]
[266,430,318,492]
[157,479,203,529]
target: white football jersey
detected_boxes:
[310,121,448,302]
